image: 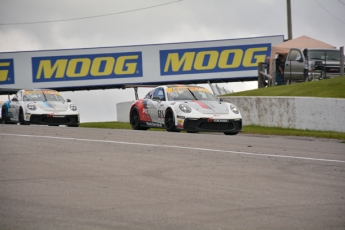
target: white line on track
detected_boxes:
[1,133,344,163]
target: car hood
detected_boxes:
[34,101,69,112]
[185,100,230,114]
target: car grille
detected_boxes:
[184,118,242,132]
[30,115,79,125]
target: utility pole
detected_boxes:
[287,0,292,40]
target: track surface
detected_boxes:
[1,124,345,230]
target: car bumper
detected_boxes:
[27,114,79,126]
[182,118,242,133]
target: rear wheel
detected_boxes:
[1,106,14,124]
[165,109,179,132]
[130,107,147,130]
[224,132,239,135]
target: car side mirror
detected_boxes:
[297,58,304,62]
[67,99,71,102]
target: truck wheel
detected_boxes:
[304,70,309,82]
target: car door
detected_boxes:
[8,96,20,121]
[150,87,167,125]
[285,49,305,81]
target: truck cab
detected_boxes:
[284,48,344,84]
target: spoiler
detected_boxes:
[121,84,157,100]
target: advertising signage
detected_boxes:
[0,35,283,92]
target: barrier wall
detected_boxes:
[117,97,345,133]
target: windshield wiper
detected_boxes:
[187,88,198,100]
[41,92,48,101]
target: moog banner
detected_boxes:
[0,35,283,91]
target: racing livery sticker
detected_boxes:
[177,119,184,128]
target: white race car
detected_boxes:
[129,85,242,135]
[1,89,80,127]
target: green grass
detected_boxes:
[79,77,345,142]
[242,125,345,141]
[224,76,345,98]
[80,122,345,142]
[80,121,132,129]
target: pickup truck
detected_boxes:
[283,48,345,84]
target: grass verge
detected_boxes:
[79,122,345,142]
[224,76,345,98]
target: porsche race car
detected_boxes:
[1,89,80,126]
[129,85,242,135]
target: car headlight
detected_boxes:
[230,104,239,114]
[27,103,37,111]
[179,104,191,113]
[69,104,77,111]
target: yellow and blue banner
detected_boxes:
[160,44,270,75]
[0,59,15,85]
[32,52,143,82]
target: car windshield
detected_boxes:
[309,50,341,61]
[166,86,217,101]
[23,90,65,102]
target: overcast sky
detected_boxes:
[1,0,344,122]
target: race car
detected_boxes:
[1,89,80,127]
[129,85,242,135]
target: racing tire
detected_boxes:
[1,106,14,124]
[223,132,239,135]
[18,108,28,125]
[164,109,179,132]
[130,107,148,130]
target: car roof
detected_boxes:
[306,48,339,51]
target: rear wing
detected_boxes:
[0,88,22,100]
[121,84,157,100]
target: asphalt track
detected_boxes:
[0,124,344,230]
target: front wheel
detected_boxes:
[18,108,28,125]
[165,109,179,132]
